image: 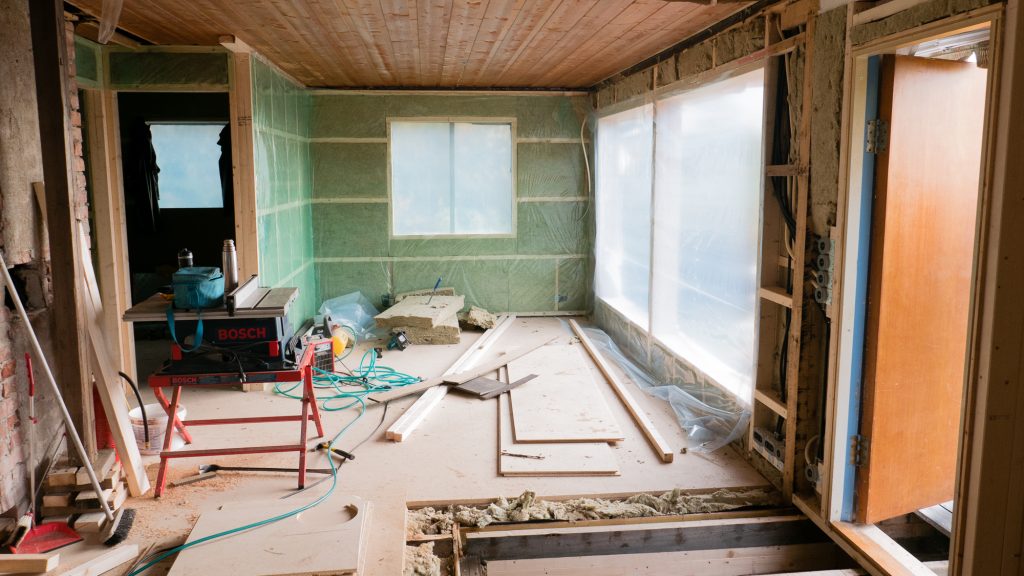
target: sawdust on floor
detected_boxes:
[404,542,442,576]
[406,486,781,536]
[127,461,245,545]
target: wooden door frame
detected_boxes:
[822,4,1006,575]
[84,43,260,383]
[82,88,136,382]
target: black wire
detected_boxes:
[118,371,149,444]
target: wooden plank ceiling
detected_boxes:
[66,0,751,88]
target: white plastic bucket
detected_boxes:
[129,403,186,455]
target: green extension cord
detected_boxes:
[274,348,421,411]
[126,350,419,575]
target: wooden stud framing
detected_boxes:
[29,0,95,460]
[749,7,815,500]
[955,0,1024,572]
[82,89,136,381]
[227,50,259,282]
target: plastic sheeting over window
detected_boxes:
[595,104,653,329]
[652,69,765,403]
[390,121,513,236]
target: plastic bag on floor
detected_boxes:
[318,291,382,343]
[581,326,750,452]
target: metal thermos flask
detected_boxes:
[177,248,193,268]
[222,240,239,293]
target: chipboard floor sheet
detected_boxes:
[125,317,765,575]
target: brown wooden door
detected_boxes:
[855,55,988,524]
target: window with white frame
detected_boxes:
[390,120,514,236]
[594,104,654,329]
[595,68,765,403]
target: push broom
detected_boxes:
[0,251,132,549]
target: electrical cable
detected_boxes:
[126,350,409,575]
[273,349,420,412]
[281,401,390,500]
[118,371,148,446]
[126,399,367,576]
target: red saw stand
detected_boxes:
[148,343,324,497]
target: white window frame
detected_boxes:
[387,116,518,239]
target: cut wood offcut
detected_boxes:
[385,315,514,441]
[507,344,624,443]
[498,393,619,477]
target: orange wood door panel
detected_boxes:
[856,55,988,524]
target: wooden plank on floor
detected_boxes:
[385,315,516,441]
[486,543,848,576]
[463,515,826,561]
[60,544,139,576]
[369,337,556,403]
[0,554,59,573]
[915,502,953,537]
[498,394,619,477]
[569,320,675,462]
[507,344,624,443]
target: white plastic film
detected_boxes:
[651,68,765,403]
[594,104,654,329]
[390,121,513,236]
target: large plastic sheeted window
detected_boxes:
[390,121,513,236]
[149,123,226,208]
[595,104,654,329]
[652,68,765,402]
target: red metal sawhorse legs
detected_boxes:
[151,363,324,497]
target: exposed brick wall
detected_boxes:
[0,7,90,515]
[0,306,26,512]
[66,17,90,239]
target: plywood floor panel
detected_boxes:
[123,318,766,576]
[167,495,370,576]
[508,344,624,443]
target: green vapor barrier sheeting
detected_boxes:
[74,36,100,85]
[310,93,594,314]
[251,56,317,329]
[108,51,229,88]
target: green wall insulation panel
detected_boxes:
[309,93,593,314]
[108,50,229,89]
[74,36,100,86]
[251,56,317,328]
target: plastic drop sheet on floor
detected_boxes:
[581,325,750,452]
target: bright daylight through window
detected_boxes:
[390,121,514,236]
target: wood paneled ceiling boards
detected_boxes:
[65,0,752,88]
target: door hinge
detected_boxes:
[866,119,889,154]
[849,434,870,468]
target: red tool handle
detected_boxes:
[26,353,37,423]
